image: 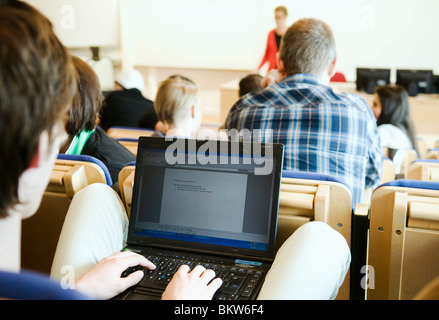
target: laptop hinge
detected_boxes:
[126,241,274,264]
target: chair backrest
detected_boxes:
[57,153,113,186]
[426,148,439,160]
[279,170,353,300]
[388,148,417,177]
[380,157,396,184]
[106,126,155,140]
[116,138,138,156]
[21,154,111,275]
[367,179,439,299]
[118,162,136,216]
[407,159,439,182]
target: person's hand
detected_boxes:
[162,265,223,300]
[261,69,286,88]
[75,251,156,299]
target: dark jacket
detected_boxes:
[100,88,156,131]
[82,126,135,185]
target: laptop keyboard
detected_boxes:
[134,252,265,300]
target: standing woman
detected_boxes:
[258,6,288,72]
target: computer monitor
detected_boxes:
[433,75,439,94]
[396,69,434,97]
[356,68,391,94]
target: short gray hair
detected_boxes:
[279,18,336,77]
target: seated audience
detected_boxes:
[100,69,158,131]
[372,84,419,156]
[239,74,264,97]
[152,75,202,138]
[0,0,350,301]
[60,56,135,186]
[225,18,382,204]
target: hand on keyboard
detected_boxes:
[76,251,156,300]
[161,264,223,300]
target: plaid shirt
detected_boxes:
[225,74,382,204]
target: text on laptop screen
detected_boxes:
[132,145,277,252]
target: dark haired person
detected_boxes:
[0,1,350,300]
[239,74,264,97]
[100,69,157,131]
[372,84,419,155]
[372,84,419,174]
[226,18,382,205]
[60,56,135,185]
[0,0,221,300]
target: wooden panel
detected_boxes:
[400,229,439,299]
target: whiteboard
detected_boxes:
[25,0,439,81]
[25,0,119,48]
[120,0,439,80]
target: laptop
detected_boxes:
[116,136,284,300]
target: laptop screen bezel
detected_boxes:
[126,136,284,262]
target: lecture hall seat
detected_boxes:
[367,179,439,299]
[279,170,355,300]
[426,148,439,160]
[118,161,136,216]
[106,126,155,140]
[21,154,112,275]
[407,159,439,182]
[116,138,139,156]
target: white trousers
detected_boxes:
[51,183,351,299]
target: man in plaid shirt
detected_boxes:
[225,18,382,205]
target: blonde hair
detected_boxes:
[154,75,198,125]
[275,5,288,16]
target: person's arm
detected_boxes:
[258,32,271,70]
[74,250,156,300]
[365,110,383,189]
[74,250,222,300]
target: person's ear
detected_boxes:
[276,52,286,77]
[328,56,337,78]
[15,131,58,219]
[28,147,41,169]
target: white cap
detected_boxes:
[115,69,144,91]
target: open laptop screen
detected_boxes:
[128,137,283,260]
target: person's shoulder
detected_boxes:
[333,91,372,113]
[0,269,91,300]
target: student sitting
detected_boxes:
[372,84,419,157]
[152,75,202,138]
[100,69,158,131]
[60,56,136,186]
[239,74,264,97]
[225,18,382,205]
[0,0,350,301]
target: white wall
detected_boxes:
[119,0,439,81]
[27,0,439,82]
[26,0,120,48]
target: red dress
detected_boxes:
[258,29,278,71]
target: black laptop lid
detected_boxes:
[127,137,284,262]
